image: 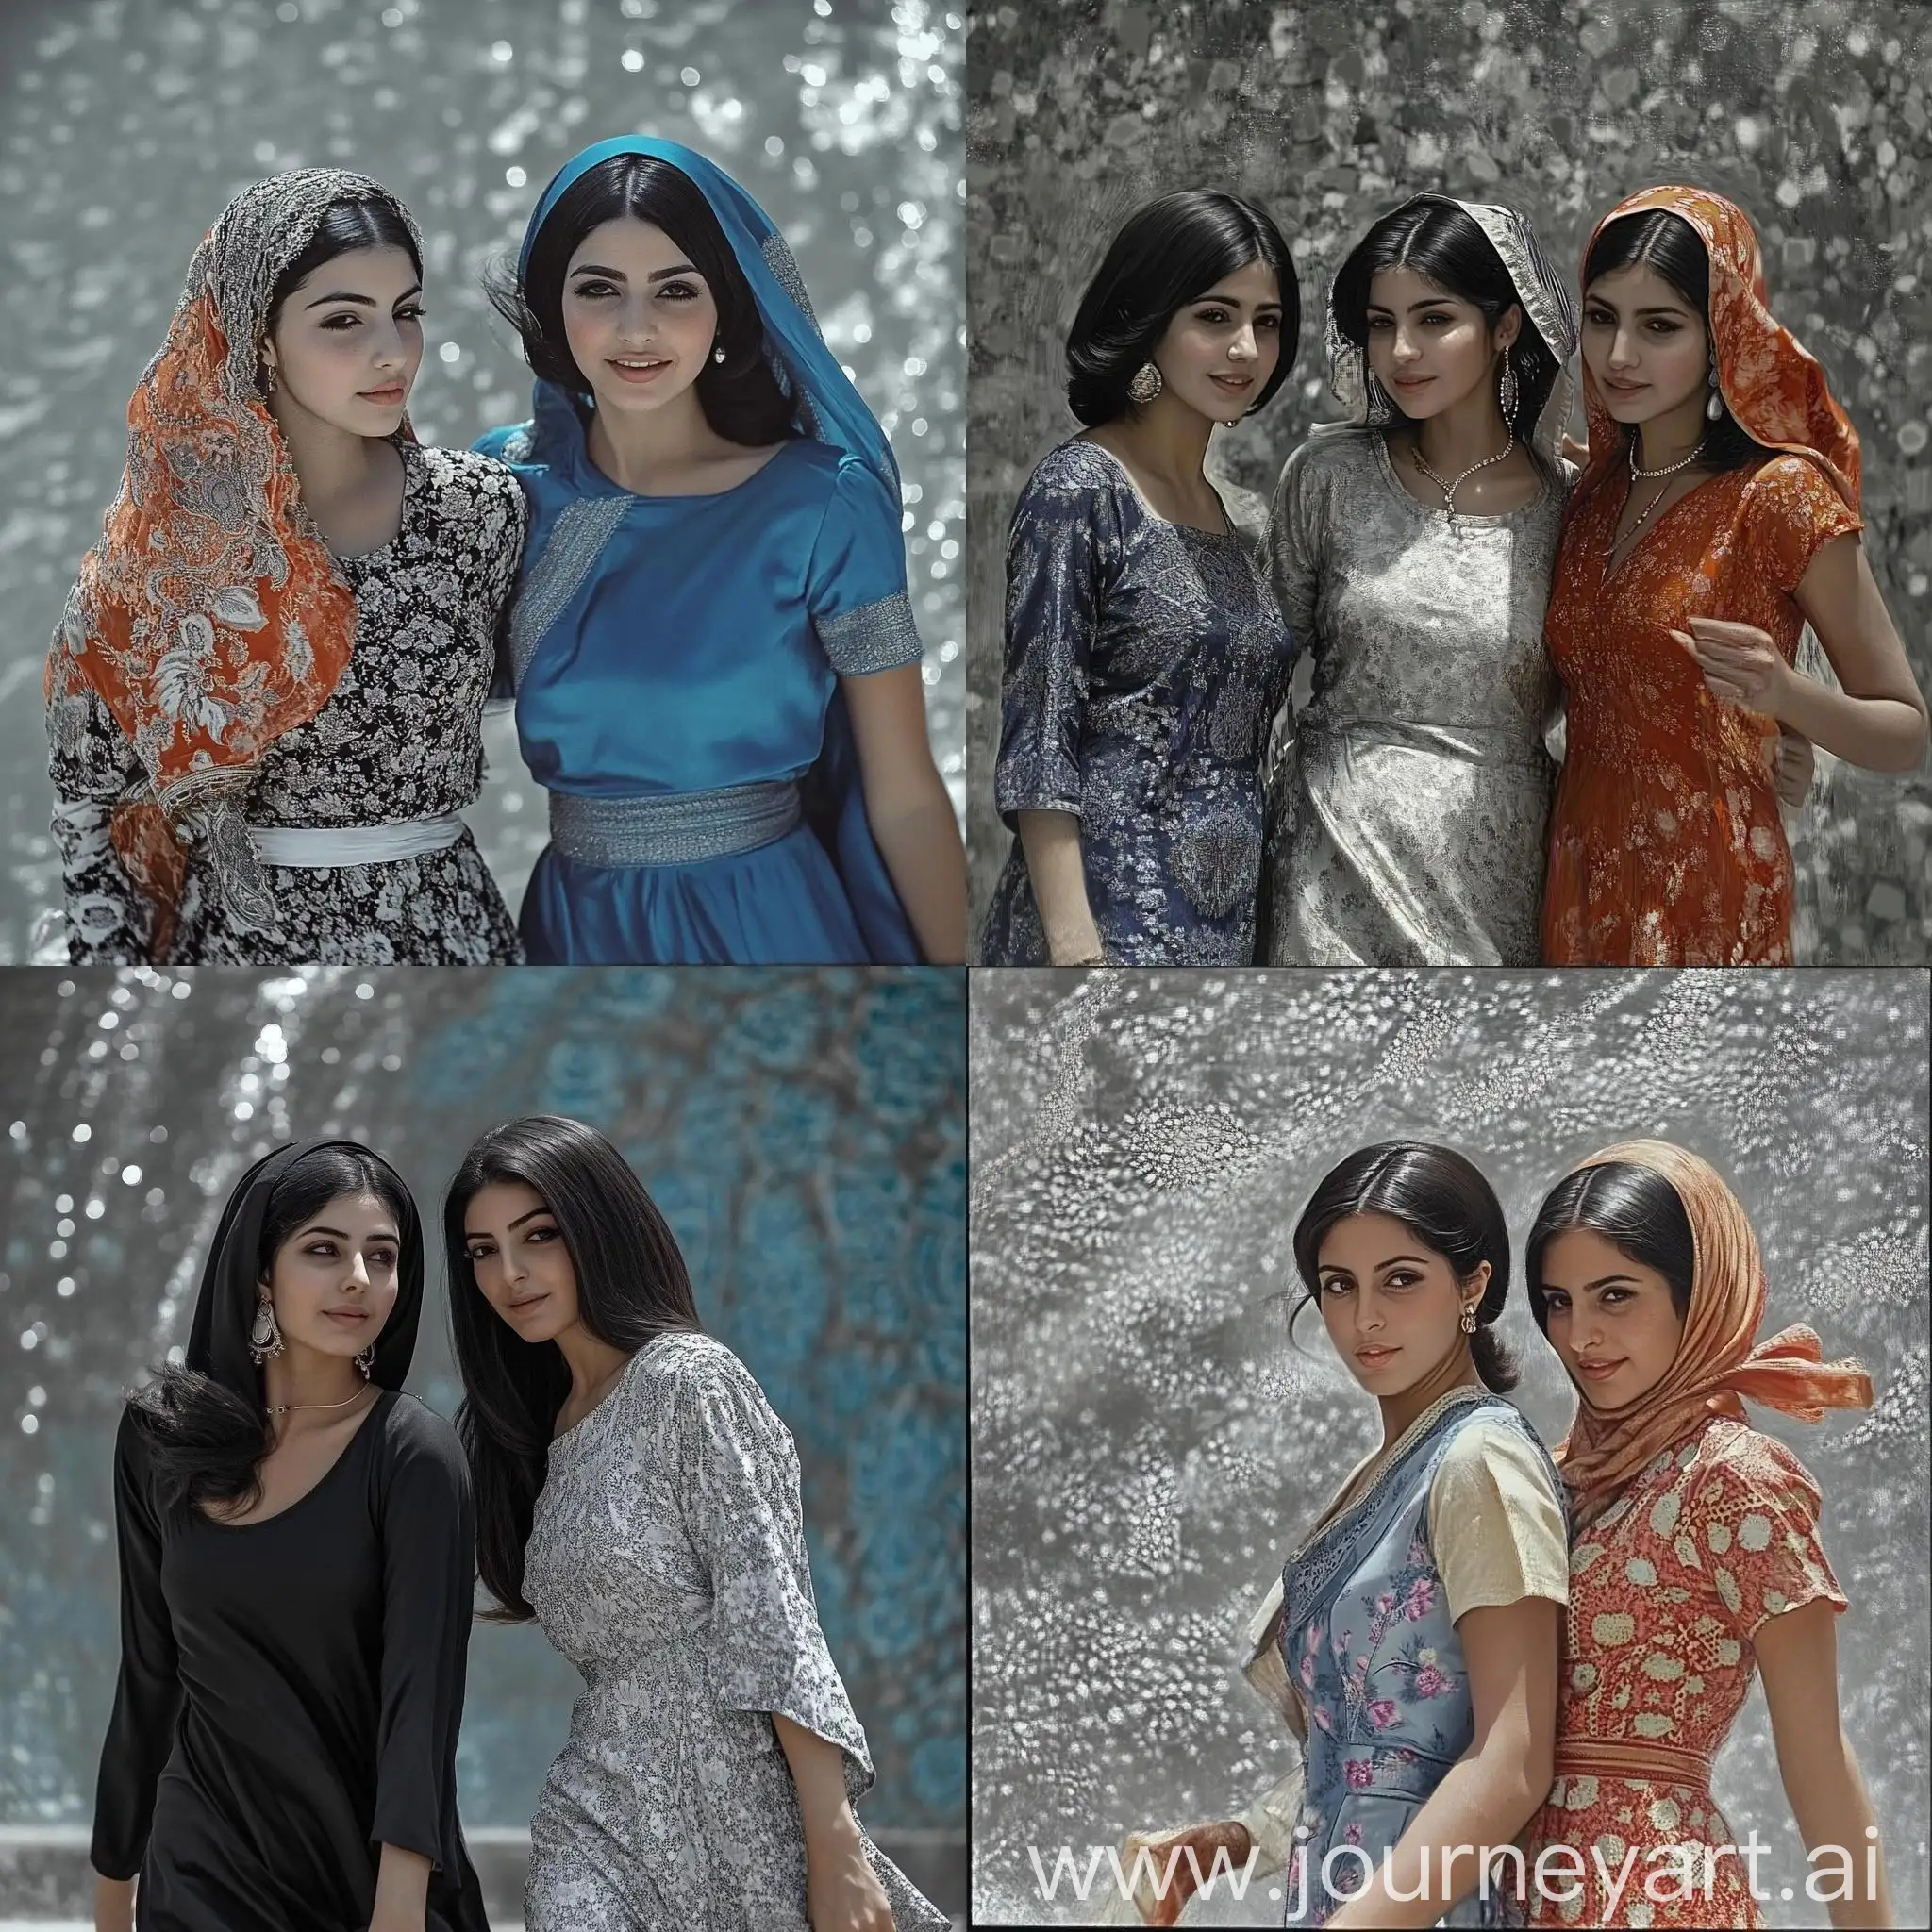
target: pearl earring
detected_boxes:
[711,341,727,366]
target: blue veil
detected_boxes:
[508,136,920,962]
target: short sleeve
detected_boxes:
[806,454,923,675]
[661,1341,875,1801]
[1739,456,1863,597]
[1428,1420,1571,1623]
[1694,1429,1847,1640]
[371,1401,477,1873]
[991,452,1120,824]
[91,1410,183,1880]
[1263,436,1327,642]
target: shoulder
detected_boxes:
[1736,452,1857,523]
[1433,1410,1560,1497]
[1280,422,1380,483]
[410,444,528,519]
[376,1391,471,1487]
[1024,437,1129,503]
[1685,1417,1823,1509]
[635,1329,765,1406]
[473,419,542,470]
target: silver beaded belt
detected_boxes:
[547,781,803,868]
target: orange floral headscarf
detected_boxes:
[1549,1139,1872,1525]
[1576,185,1860,517]
[45,170,421,959]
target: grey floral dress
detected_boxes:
[978,438,1295,965]
[522,1330,948,1932]
[47,442,527,965]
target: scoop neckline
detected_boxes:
[548,1329,698,1451]
[328,438,421,564]
[1370,426,1552,529]
[196,1386,394,1532]
[570,425,801,504]
[1074,436,1245,541]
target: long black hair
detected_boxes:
[1330,194,1561,453]
[1289,1141,1520,1393]
[1582,209,1771,472]
[265,195,423,337]
[1064,189,1299,426]
[1524,1160,1697,1333]
[127,1143,415,1519]
[486,152,798,446]
[445,1115,704,1621]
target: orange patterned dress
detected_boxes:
[1541,457,1861,965]
[1522,1416,1847,1929]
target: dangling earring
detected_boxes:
[1458,1303,1478,1335]
[355,1343,375,1379]
[1706,352,1724,423]
[1127,360,1163,405]
[248,1295,285,1365]
[1497,350,1518,422]
[711,340,727,366]
[1364,369,1393,425]
[261,359,278,397]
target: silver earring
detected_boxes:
[1706,355,1724,423]
[1364,369,1394,425]
[355,1343,375,1379]
[1127,360,1162,404]
[1459,1304,1478,1335]
[1498,351,1518,421]
[711,341,727,366]
[248,1296,284,1365]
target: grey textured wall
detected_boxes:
[966,0,1932,962]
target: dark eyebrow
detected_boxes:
[1192,291,1282,310]
[1366,298,1462,316]
[508,1205,556,1230]
[297,1222,400,1243]
[1320,1253,1432,1275]
[569,261,701,284]
[303,284,423,310]
[1587,296,1689,317]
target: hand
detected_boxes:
[1121,1820,1253,1926]
[1773,729,1816,805]
[92,1874,136,1932]
[1671,618,1792,720]
[804,1811,895,1932]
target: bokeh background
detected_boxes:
[970,968,1930,1925]
[0,0,963,964]
[0,965,966,1922]
[965,0,1932,963]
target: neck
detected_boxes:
[584,388,716,493]
[550,1318,635,1407]
[260,1339,367,1418]
[1375,1341,1483,1447]
[1109,389,1217,491]
[1634,391,1709,473]
[269,398,392,515]
[1411,372,1512,475]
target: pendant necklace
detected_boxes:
[1409,426,1516,536]
[1605,433,1707,567]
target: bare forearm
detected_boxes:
[92,1872,135,1932]
[1016,808,1104,963]
[1781,1730,1891,1929]
[865,785,967,963]
[370,1842,431,1932]
[772,1711,858,1839]
[1774,675,1927,774]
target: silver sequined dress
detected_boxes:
[1260,426,1570,966]
[522,1330,948,1932]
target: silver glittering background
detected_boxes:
[965,0,1932,964]
[970,968,1930,1926]
[0,0,963,964]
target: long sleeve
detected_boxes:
[666,1345,875,1803]
[1263,436,1326,645]
[372,1402,477,1873]
[806,452,924,676]
[91,1409,182,1881]
[470,451,531,711]
[46,612,153,964]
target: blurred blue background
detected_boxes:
[0,0,964,961]
[0,966,964,1909]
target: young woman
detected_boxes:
[978,189,1300,967]
[1541,187,1928,965]
[91,1141,488,1932]
[476,137,963,966]
[1114,1143,1568,1928]
[48,172,527,965]
[1521,1140,1887,1926]
[444,1114,947,1932]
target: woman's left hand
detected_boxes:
[1672,618,1792,718]
[805,1811,895,1931]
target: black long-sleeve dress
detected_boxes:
[92,1392,491,1932]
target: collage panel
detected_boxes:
[2,0,965,970]
[971,967,1929,1927]
[966,0,1931,968]
[0,965,965,1929]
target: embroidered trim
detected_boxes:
[500,425,535,464]
[761,231,821,335]
[508,495,632,688]
[547,781,802,867]
[815,589,923,675]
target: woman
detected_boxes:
[978,189,1299,967]
[1521,1140,1887,1926]
[476,137,963,966]
[1541,186,1928,965]
[1114,1143,1568,1928]
[47,172,527,966]
[1259,195,1577,967]
[91,1141,488,1932]
[444,1114,947,1932]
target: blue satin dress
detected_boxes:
[476,392,924,964]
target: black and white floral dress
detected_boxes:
[48,442,528,965]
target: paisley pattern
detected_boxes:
[1524,1419,1848,1928]
[522,1330,948,1932]
[49,443,526,964]
[978,438,1294,965]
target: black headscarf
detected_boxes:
[185,1139,425,1398]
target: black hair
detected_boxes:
[445,1114,704,1621]
[264,195,423,337]
[126,1144,412,1520]
[1330,194,1559,455]
[485,153,799,446]
[1581,209,1772,473]
[1289,1141,1520,1393]
[1524,1160,1697,1332]
[1064,189,1299,427]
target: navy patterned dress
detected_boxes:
[978,439,1294,965]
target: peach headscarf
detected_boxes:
[1576,185,1860,516]
[1550,1138,1872,1525]
[44,170,420,958]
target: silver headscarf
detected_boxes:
[1322,193,1579,467]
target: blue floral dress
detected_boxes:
[978,439,1294,964]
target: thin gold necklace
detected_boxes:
[266,1383,374,1417]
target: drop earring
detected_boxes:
[1364,369,1393,425]
[1458,1303,1478,1335]
[355,1343,375,1379]
[1497,350,1518,421]
[1127,360,1162,404]
[711,341,727,366]
[248,1295,285,1365]
[1706,353,1724,423]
